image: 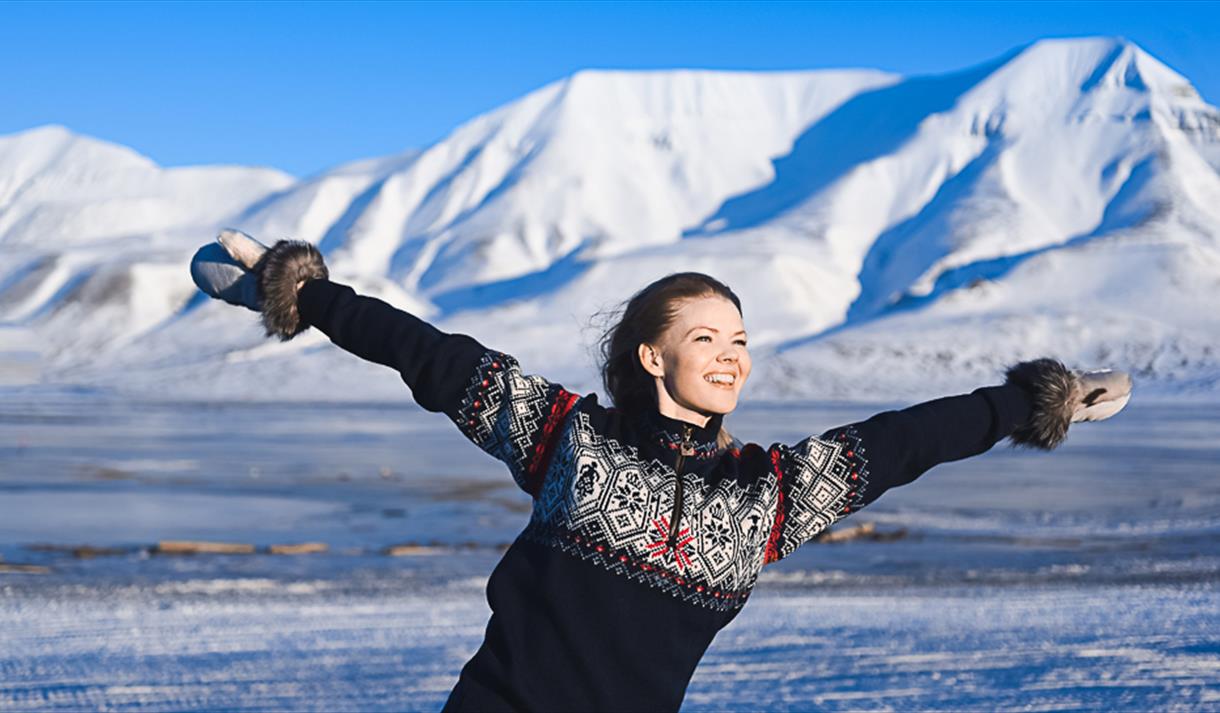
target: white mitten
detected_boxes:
[1004,358,1133,450]
[1071,368,1132,423]
[188,229,328,340]
[189,229,268,311]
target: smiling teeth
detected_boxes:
[705,373,735,384]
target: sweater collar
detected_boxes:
[641,408,724,460]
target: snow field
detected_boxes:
[1,580,1216,711]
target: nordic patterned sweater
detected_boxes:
[296,279,1036,712]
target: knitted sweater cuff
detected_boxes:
[981,383,1035,444]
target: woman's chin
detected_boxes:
[695,390,740,415]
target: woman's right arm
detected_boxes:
[296,279,579,496]
[298,279,486,414]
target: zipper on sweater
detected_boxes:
[667,424,694,549]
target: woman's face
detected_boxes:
[638,295,752,425]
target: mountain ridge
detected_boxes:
[1,36,1218,402]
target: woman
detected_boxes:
[191,231,1131,711]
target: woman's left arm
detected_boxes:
[761,359,1129,563]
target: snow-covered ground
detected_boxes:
[4,576,1217,711]
[1,392,1217,710]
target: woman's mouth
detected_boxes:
[704,372,736,389]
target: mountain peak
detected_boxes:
[16,123,75,140]
[0,123,159,174]
[1013,36,1195,98]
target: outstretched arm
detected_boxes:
[295,278,580,497]
[192,232,580,497]
[822,381,1031,508]
[297,279,485,415]
[761,359,1131,563]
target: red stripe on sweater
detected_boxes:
[524,389,579,496]
[764,448,785,564]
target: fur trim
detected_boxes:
[1003,358,1081,450]
[254,240,328,341]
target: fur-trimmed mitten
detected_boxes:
[1004,358,1132,450]
[189,229,328,341]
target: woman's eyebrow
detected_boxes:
[684,326,748,336]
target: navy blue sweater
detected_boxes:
[297,279,1034,712]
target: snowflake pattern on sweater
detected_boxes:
[453,351,871,611]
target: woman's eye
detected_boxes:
[695,335,712,343]
[735,339,748,347]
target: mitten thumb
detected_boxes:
[217,228,268,270]
[1071,369,1132,423]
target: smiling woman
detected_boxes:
[189,231,1134,712]
[600,272,752,447]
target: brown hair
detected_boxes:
[598,272,742,450]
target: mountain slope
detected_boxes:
[2,37,1218,401]
[0,126,292,358]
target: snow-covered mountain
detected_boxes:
[1,37,1218,402]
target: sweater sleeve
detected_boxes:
[762,384,1033,563]
[297,279,580,496]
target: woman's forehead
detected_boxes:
[671,295,745,331]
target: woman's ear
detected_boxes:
[638,342,665,378]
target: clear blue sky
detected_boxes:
[3,0,1218,177]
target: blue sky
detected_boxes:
[3,0,1218,177]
